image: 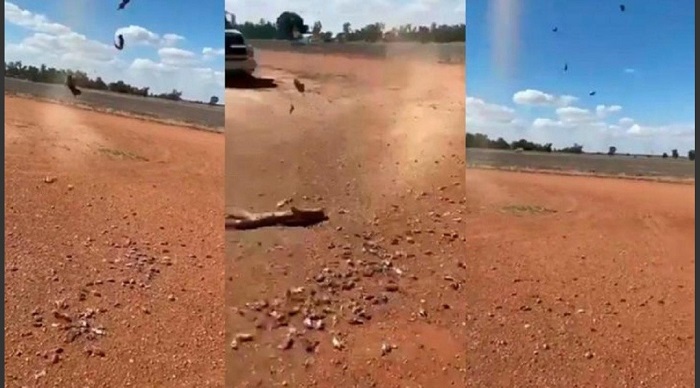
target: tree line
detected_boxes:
[466,132,695,160]
[232,11,465,43]
[4,61,220,104]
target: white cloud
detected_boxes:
[226,0,465,33]
[158,47,199,66]
[202,47,225,60]
[162,33,185,47]
[5,1,71,35]
[466,96,527,139]
[512,89,577,107]
[625,121,694,138]
[467,96,516,123]
[5,2,222,102]
[469,93,695,154]
[532,117,568,130]
[618,117,635,128]
[595,104,622,118]
[555,106,597,124]
[624,68,636,74]
[115,25,185,48]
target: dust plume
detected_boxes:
[488,0,522,78]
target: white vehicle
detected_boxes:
[225,29,256,76]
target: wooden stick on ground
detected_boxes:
[225,207,329,230]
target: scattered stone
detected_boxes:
[85,347,106,357]
[278,336,294,350]
[303,317,325,330]
[381,343,397,356]
[584,351,594,359]
[332,336,344,350]
[301,338,320,353]
[384,283,399,292]
[276,198,293,209]
[235,333,254,342]
[52,310,71,322]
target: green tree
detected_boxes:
[312,21,323,35]
[275,11,308,40]
[5,61,183,101]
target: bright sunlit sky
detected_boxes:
[5,0,224,101]
[467,0,695,154]
[227,0,465,34]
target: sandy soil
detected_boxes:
[225,50,466,387]
[4,95,224,387]
[464,169,695,387]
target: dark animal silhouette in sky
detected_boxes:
[114,34,124,50]
[117,0,131,10]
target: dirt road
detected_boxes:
[5,78,225,130]
[464,169,695,387]
[4,95,224,387]
[226,51,466,386]
[467,148,695,180]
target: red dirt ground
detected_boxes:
[4,96,224,387]
[464,169,695,387]
[226,51,466,387]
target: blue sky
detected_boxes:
[5,0,224,101]
[466,0,695,154]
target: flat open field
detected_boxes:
[4,95,224,386]
[226,50,466,387]
[5,77,225,130]
[249,40,465,63]
[468,148,696,180]
[464,169,695,386]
